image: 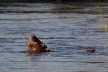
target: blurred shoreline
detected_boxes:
[0,0,106,3]
[0,2,108,14]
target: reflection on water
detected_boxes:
[0,3,108,72]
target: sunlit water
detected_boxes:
[0,3,108,72]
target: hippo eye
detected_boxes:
[29,37,32,40]
[44,45,47,48]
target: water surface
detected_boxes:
[0,3,108,72]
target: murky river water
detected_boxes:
[0,3,108,72]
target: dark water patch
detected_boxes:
[9,68,29,70]
[4,28,33,34]
[19,51,29,53]
[104,16,108,18]
[0,50,28,54]
[0,45,4,47]
[7,31,29,35]
[40,37,75,40]
[0,3,53,7]
[48,51,60,52]
[75,71,88,72]
[84,61,107,64]
[0,3,27,7]
[0,11,51,13]
[0,3,34,7]
[9,44,26,47]
[31,60,77,63]
[0,18,37,21]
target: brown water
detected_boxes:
[0,3,108,72]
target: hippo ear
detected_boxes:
[29,34,36,40]
[29,36,31,40]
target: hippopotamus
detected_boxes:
[26,34,50,53]
[83,48,96,53]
